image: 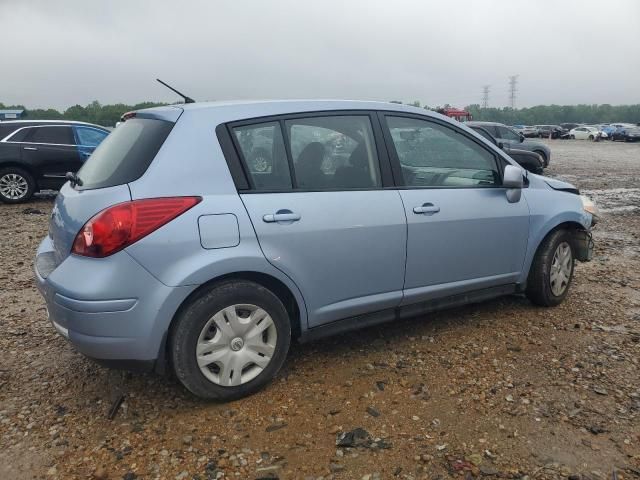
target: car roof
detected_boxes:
[0,119,108,130]
[139,99,456,124]
[466,120,504,126]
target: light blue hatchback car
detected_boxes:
[35,100,597,400]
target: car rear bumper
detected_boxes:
[35,236,195,366]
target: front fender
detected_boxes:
[519,190,591,284]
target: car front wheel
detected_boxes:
[170,280,291,400]
[0,167,35,203]
[526,229,575,307]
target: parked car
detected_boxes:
[535,125,567,139]
[520,126,540,138]
[35,100,597,400]
[611,125,640,142]
[467,121,552,166]
[468,125,544,174]
[0,120,110,203]
[569,126,607,141]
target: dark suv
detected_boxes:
[0,120,110,203]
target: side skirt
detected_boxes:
[298,284,518,343]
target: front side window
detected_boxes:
[386,116,499,188]
[27,126,74,145]
[233,122,292,191]
[285,116,381,190]
[496,126,521,141]
[75,127,109,147]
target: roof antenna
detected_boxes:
[156,78,195,104]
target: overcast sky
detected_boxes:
[2,0,639,110]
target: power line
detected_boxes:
[508,75,519,109]
[481,85,490,108]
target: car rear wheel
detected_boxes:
[526,229,574,307]
[170,280,291,400]
[0,167,35,203]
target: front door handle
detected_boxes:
[263,210,301,223]
[23,146,38,151]
[413,203,440,215]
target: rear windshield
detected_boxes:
[77,117,173,190]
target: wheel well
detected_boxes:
[160,271,303,373]
[0,162,38,188]
[533,149,547,161]
[538,221,585,253]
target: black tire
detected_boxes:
[0,167,36,203]
[534,150,548,167]
[526,229,575,307]
[170,280,291,400]
[570,134,575,140]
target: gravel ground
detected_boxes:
[0,140,639,480]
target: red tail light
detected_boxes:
[72,197,201,258]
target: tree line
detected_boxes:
[2,100,640,127]
[0,101,166,127]
[394,100,640,125]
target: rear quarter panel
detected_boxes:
[125,108,309,329]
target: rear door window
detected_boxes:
[232,122,292,191]
[77,118,173,190]
[285,115,381,190]
[27,126,74,145]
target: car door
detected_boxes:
[21,126,80,182]
[379,113,530,305]
[230,113,407,328]
[73,126,109,162]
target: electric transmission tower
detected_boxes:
[481,85,490,108]
[508,75,519,109]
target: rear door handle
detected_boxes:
[413,203,440,215]
[23,146,38,151]
[263,210,301,223]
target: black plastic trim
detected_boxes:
[298,284,517,343]
[215,123,250,190]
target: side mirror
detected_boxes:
[498,141,504,149]
[503,165,523,203]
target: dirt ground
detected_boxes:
[1,139,639,480]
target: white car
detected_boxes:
[569,126,607,141]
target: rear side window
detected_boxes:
[27,126,74,145]
[232,122,292,191]
[77,118,173,190]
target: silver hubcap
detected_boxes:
[196,304,277,387]
[0,173,28,200]
[550,241,572,296]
